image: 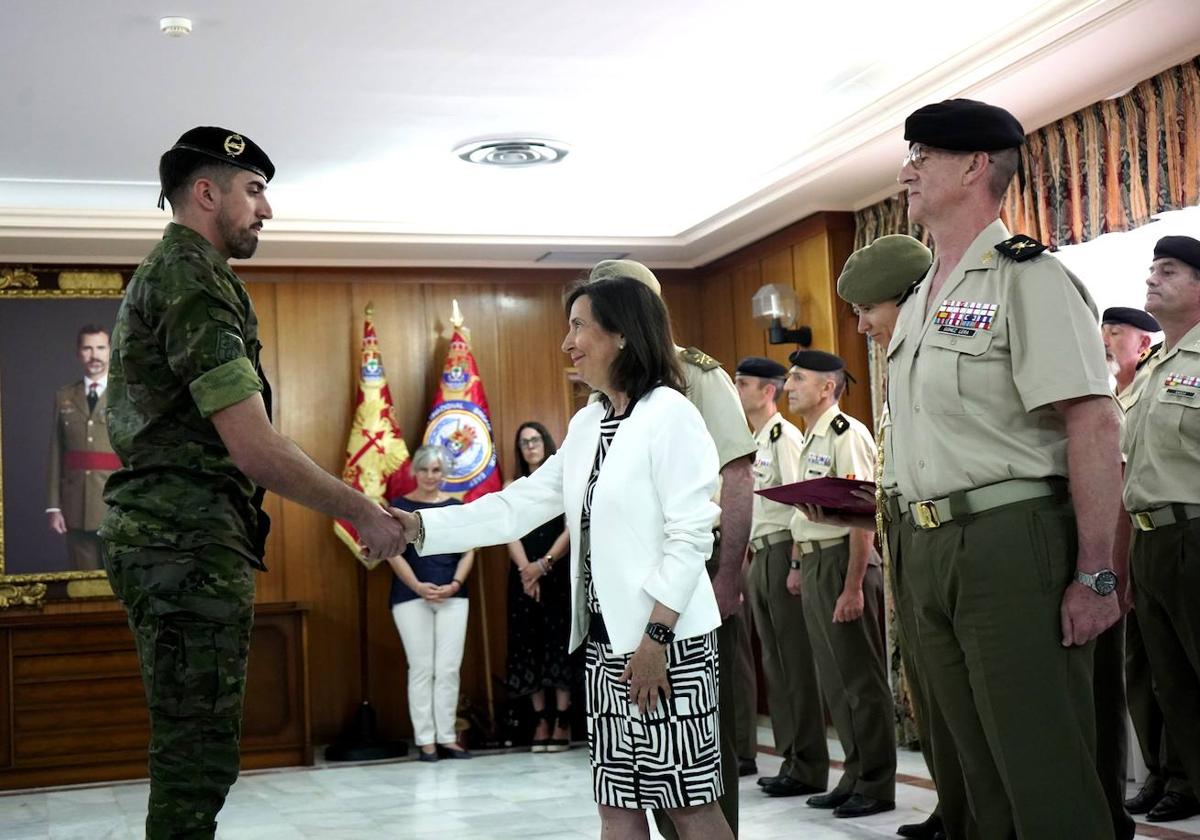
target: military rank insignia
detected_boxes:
[933,300,997,337]
[681,347,721,371]
[995,234,1046,261]
[831,415,849,435]
[216,330,246,364]
[769,424,782,442]
[1164,373,1200,399]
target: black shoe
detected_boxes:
[738,758,758,777]
[1147,790,1200,822]
[762,777,825,798]
[437,744,472,760]
[1125,777,1164,814]
[898,813,944,838]
[417,749,438,763]
[834,793,896,818]
[757,774,781,787]
[807,789,853,809]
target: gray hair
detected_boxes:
[412,444,452,473]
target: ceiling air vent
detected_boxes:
[454,137,570,167]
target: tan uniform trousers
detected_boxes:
[800,537,895,801]
[747,534,828,787]
[899,495,1112,840]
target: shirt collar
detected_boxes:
[84,375,107,393]
[806,403,841,440]
[755,411,783,442]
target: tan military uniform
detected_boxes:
[746,411,828,788]
[47,379,117,570]
[791,403,894,801]
[888,219,1115,839]
[653,347,756,839]
[1122,321,1200,800]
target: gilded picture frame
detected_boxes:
[0,265,131,606]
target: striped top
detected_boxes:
[582,399,636,613]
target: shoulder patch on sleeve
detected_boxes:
[216,330,246,364]
[769,423,782,442]
[831,414,849,435]
[680,347,721,371]
[995,234,1047,262]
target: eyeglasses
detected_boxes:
[518,437,543,448]
[901,144,937,170]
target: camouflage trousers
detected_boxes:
[103,543,256,840]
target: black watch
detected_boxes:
[645,622,675,645]
[1075,569,1118,597]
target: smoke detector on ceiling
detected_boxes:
[160,17,193,37]
[453,137,570,167]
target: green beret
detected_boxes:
[837,235,933,305]
[788,349,844,372]
[1154,236,1200,273]
[736,356,787,379]
[904,99,1025,151]
[589,259,661,296]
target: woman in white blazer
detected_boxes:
[400,276,732,839]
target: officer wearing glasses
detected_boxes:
[887,99,1122,839]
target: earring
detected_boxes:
[618,340,626,350]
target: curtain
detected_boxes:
[1004,55,1200,247]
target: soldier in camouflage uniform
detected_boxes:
[101,126,406,840]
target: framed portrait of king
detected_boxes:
[0,265,132,606]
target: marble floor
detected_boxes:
[1,726,1198,839]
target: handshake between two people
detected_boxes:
[352,501,422,562]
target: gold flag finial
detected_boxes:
[450,299,464,329]
[365,301,375,318]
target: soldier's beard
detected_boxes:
[216,209,260,260]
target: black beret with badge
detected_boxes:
[837,234,933,305]
[158,126,274,208]
[736,356,788,379]
[1102,307,1161,333]
[1153,235,1200,273]
[904,98,1026,151]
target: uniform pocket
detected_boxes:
[921,330,994,415]
[1155,384,1200,448]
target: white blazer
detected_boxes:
[420,385,721,655]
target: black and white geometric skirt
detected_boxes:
[585,629,723,809]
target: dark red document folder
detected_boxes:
[755,477,877,516]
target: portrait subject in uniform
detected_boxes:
[46,324,118,571]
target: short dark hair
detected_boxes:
[564,276,685,405]
[513,421,557,479]
[76,324,109,347]
[159,149,240,210]
[829,369,847,400]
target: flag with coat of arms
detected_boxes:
[334,304,411,565]
[419,300,502,502]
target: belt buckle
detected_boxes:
[1134,511,1155,532]
[913,500,941,530]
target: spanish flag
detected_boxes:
[334,304,411,564]
[420,301,502,502]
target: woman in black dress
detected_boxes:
[504,422,572,751]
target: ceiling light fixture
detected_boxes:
[453,137,570,167]
[160,17,193,37]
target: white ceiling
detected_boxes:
[1,0,1197,268]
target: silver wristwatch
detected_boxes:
[1075,569,1118,597]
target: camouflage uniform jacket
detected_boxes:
[100,222,272,569]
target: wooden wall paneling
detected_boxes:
[659,274,702,349]
[0,628,9,769]
[791,235,837,358]
[826,220,872,425]
[244,281,286,604]
[699,272,738,369]
[273,282,360,741]
[759,247,798,374]
[731,262,766,366]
